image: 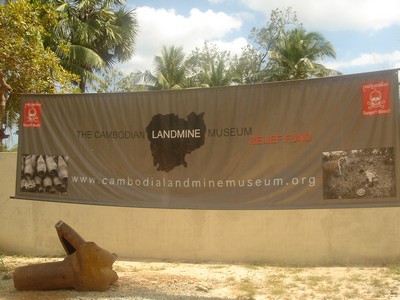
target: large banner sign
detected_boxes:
[15,69,400,209]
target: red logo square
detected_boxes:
[23,102,42,128]
[362,81,390,116]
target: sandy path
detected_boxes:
[1,256,400,299]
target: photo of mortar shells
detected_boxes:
[20,154,69,195]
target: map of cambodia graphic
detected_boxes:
[146,112,206,172]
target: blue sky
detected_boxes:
[121,0,400,76]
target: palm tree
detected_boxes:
[197,57,232,87]
[267,28,339,81]
[47,0,138,92]
[186,42,234,87]
[153,45,187,90]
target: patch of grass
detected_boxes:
[126,266,139,272]
[370,277,389,288]
[343,288,361,299]
[266,273,286,284]
[347,272,364,283]
[370,277,390,298]
[149,266,166,271]
[0,253,8,273]
[291,274,338,296]
[265,274,290,296]
[286,267,305,274]
[306,275,331,285]
[237,278,257,300]
[244,264,260,270]
[387,264,400,277]
[293,274,326,286]
[207,264,226,269]
[0,260,6,272]
[315,281,340,295]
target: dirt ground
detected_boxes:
[2,256,400,299]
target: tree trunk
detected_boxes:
[0,70,11,151]
[79,75,86,93]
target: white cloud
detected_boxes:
[119,1,400,76]
[208,0,225,4]
[325,50,400,72]
[213,37,248,55]
[241,0,400,31]
[119,6,244,74]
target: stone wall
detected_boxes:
[1,152,399,265]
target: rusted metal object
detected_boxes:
[57,156,69,183]
[20,155,69,194]
[23,155,36,178]
[13,221,118,291]
[55,220,85,255]
[36,155,47,177]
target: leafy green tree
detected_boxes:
[268,28,339,80]
[153,45,188,90]
[186,42,234,87]
[123,43,235,90]
[249,7,338,82]
[45,0,138,92]
[249,7,301,82]
[89,69,125,93]
[0,0,78,135]
[231,45,265,85]
[89,68,157,92]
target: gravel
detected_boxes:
[2,256,400,299]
